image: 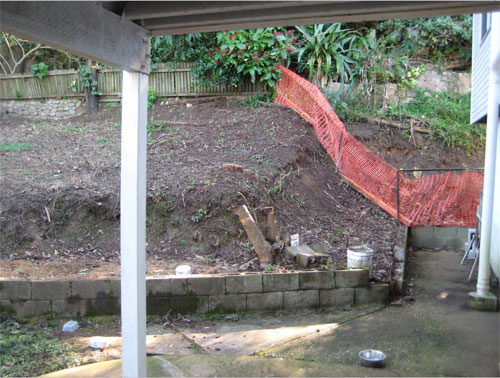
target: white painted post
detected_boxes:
[120,70,148,377]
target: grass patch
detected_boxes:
[327,87,485,152]
[0,142,33,152]
[0,319,80,377]
[386,90,485,151]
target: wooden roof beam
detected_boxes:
[0,1,150,73]
[147,1,500,35]
[125,1,315,20]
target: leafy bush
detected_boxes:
[70,64,102,96]
[292,23,362,86]
[30,62,49,79]
[148,86,158,108]
[150,33,216,69]
[192,28,296,91]
[376,16,472,69]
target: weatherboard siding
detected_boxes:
[471,13,492,124]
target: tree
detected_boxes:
[0,33,81,75]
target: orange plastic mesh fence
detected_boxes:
[274,65,483,227]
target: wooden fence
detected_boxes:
[0,63,262,100]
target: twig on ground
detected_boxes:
[44,206,51,223]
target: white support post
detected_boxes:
[469,11,499,311]
[120,70,149,377]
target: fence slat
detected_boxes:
[1,64,262,100]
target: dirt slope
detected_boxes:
[0,98,484,282]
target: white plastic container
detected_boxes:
[62,320,79,332]
[347,245,373,269]
[89,336,109,349]
[175,265,192,275]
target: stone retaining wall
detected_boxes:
[409,227,468,250]
[0,270,388,318]
[0,99,84,120]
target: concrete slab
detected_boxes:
[263,250,500,377]
[177,306,379,356]
[43,354,394,377]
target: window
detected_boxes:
[481,12,492,42]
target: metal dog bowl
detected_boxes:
[359,349,386,367]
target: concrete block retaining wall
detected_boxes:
[409,227,468,250]
[0,270,389,318]
[0,99,83,120]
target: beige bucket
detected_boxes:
[347,245,373,269]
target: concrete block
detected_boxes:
[284,290,319,309]
[147,277,189,297]
[71,280,111,299]
[442,238,457,250]
[393,246,406,263]
[456,227,468,239]
[454,238,467,251]
[0,281,31,300]
[284,246,299,259]
[187,276,225,296]
[109,280,121,298]
[52,299,89,316]
[411,227,434,238]
[309,242,330,254]
[434,227,457,239]
[299,271,335,290]
[355,285,389,305]
[410,236,445,249]
[1,300,16,318]
[170,296,208,313]
[90,298,121,315]
[247,292,283,311]
[335,269,369,288]
[287,245,330,267]
[147,298,171,315]
[225,274,262,294]
[11,300,51,317]
[32,281,70,300]
[209,294,247,312]
[263,273,299,292]
[297,252,331,268]
[320,288,354,308]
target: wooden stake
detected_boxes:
[261,206,279,242]
[234,205,273,265]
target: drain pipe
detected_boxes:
[469,11,500,310]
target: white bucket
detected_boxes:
[347,245,373,269]
[175,265,192,275]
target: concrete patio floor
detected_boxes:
[44,249,499,377]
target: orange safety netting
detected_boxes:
[274,64,483,227]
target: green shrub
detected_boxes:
[293,23,362,86]
[30,62,49,79]
[192,28,296,91]
[148,86,158,109]
[376,16,472,70]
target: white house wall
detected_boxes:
[471,13,492,124]
[492,121,500,278]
